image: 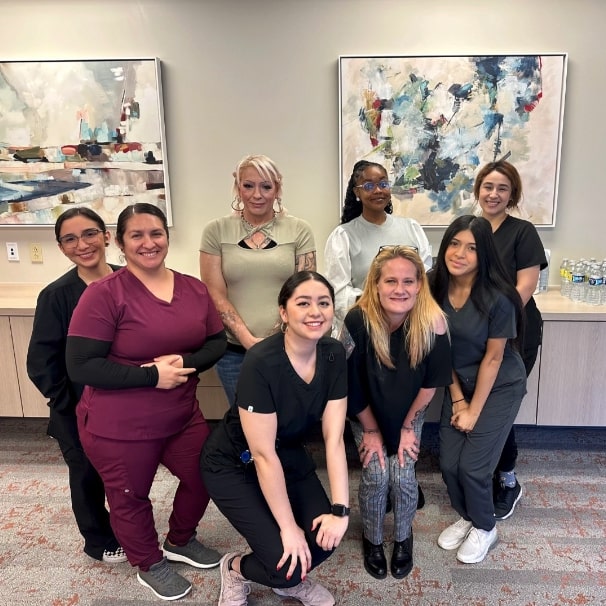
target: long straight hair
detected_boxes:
[429,215,524,348]
[356,246,447,369]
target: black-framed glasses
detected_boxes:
[377,244,419,256]
[58,228,104,248]
[355,180,391,192]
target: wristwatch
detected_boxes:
[331,503,350,517]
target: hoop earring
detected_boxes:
[274,197,283,214]
[280,321,288,333]
[231,197,244,212]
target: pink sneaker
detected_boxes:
[273,578,335,606]
[219,553,251,606]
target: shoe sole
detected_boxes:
[102,554,129,563]
[437,528,472,551]
[137,572,192,601]
[162,548,220,569]
[494,485,523,521]
[391,560,413,579]
[363,560,387,580]
[456,534,499,564]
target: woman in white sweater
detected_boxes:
[324,160,432,337]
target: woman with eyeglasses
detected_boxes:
[27,207,126,565]
[66,203,227,601]
[428,215,526,564]
[200,154,316,408]
[324,160,432,338]
[340,246,451,580]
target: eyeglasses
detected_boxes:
[355,180,391,192]
[377,244,419,255]
[58,228,104,248]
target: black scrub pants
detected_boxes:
[201,454,334,588]
[48,410,119,560]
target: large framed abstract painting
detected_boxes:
[339,54,567,227]
[0,58,171,226]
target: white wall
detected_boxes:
[1,0,604,284]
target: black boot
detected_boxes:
[417,483,425,510]
[391,533,413,579]
[363,537,387,579]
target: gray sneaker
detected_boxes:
[163,535,221,569]
[137,557,192,601]
[273,578,335,606]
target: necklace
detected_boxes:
[241,211,276,249]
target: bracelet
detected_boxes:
[401,426,414,431]
[363,428,379,434]
[451,398,465,404]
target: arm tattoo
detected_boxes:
[219,310,239,331]
[295,251,317,271]
[339,326,355,359]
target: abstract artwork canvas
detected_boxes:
[0,58,170,226]
[339,54,567,227]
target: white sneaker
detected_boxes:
[456,527,498,564]
[437,517,473,550]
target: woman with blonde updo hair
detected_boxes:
[200,155,316,407]
[340,245,451,580]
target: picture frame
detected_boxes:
[339,54,568,227]
[0,58,171,226]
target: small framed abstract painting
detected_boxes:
[339,54,568,227]
[0,58,171,226]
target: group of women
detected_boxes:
[27,154,545,604]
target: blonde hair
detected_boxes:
[356,246,447,369]
[232,154,283,201]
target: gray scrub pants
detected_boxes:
[439,380,526,531]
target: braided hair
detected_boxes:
[341,160,393,224]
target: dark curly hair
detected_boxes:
[341,160,393,224]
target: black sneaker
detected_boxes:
[494,480,522,520]
[137,557,192,601]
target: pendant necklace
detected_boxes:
[241,211,276,249]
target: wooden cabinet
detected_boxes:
[537,321,606,426]
[0,317,24,416]
[1,286,605,424]
[10,316,49,416]
[424,352,540,425]
[2,311,229,419]
[197,367,229,420]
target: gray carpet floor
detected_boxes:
[0,418,604,605]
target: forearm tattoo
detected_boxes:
[219,310,239,331]
[295,251,317,271]
[339,326,355,359]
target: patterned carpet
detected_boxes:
[1,418,605,606]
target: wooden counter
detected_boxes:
[1,284,605,424]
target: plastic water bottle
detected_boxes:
[570,261,586,302]
[601,261,606,305]
[559,258,571,297]
[537,249,550,292]
[585,265,602,305]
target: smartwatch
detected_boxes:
[331,503,350,517]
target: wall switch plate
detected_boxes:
[30,243,43,263]
[6,242,19,261]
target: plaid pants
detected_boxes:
[351,414,423,544]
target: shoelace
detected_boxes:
[150,561,173,583]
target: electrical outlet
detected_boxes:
[6,242,19,261]
[30,243,43,263]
